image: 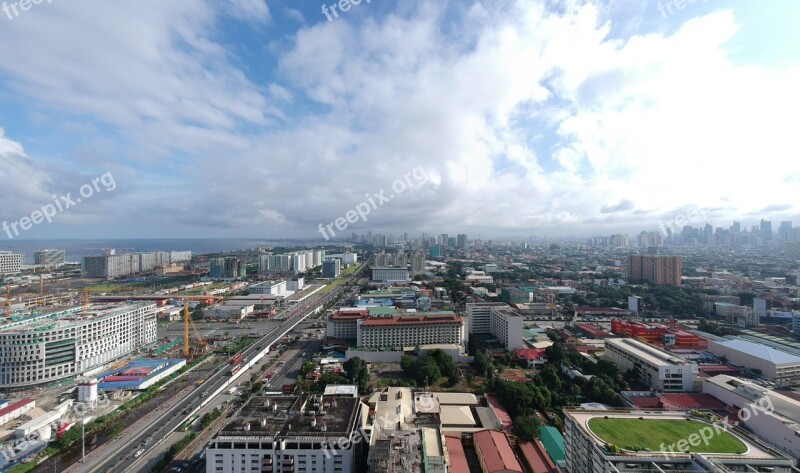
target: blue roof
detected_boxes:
[716,339,800,364]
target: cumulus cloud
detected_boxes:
[0,0,797,238]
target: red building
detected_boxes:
[611,319,704,348]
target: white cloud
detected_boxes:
[0,0,797,238]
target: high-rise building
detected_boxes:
[209,257,225,278]
[33,249,65,267]
[465,303,524,350]
[322,259,341,278]
[0,303,157,388]
[0,252,22,275]
[411,252,425,274]
[456,234,467,249]
[627,254,682,285]
[779,221,793,241]
[761,219,773,241]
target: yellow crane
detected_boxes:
[180,296,218,358]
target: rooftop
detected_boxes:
[216,394,360,440]
[711,338,800,365]
[474,429,523,473]
[361,314,463,327]
[606,337,696,368]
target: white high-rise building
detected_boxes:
[0,303,158,388]
[292,253,307,274]
[0,252,23,274]
[465,303,523,349]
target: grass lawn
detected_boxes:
[587,417,747,454]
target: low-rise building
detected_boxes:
[0,399,35,426]
[706,338,800,386]
[704,374,800,461]
[604,338,698,392]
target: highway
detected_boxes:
[75,270,359,473]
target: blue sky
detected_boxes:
[0,0,798,240]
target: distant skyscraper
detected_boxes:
[731,221,741,234]
[761,219,773,241]
[411,252,426,274]
[457,234,467,249]
[779,221,792,241]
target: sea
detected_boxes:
[2,239,315,264]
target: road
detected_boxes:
[72,267,362,473]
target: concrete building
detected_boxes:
[627,254,682,286]
[371,267,410,283]
[0,399,35,425]
[357,313,465,350]
[411,252,426,274]
[0,303,158,389]
[322,259,341,278]
[714,302,751,327]
[292,253,307,274]
[250,280,287,296]
[465,303,524,350]
[703,374,800,462]
[209,304,254,322]
[33,249,65,267]
[326,308,370,341]
[287,277,305,292]
[169,251,192,263]
[564,409,796,473]
[706,338,800,386]
[0,252,23,274]
[264,254,291,273]
[604,338,698,392]
[206,394,365,473]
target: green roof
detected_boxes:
[367,307,399,316]
[538,426,566,463]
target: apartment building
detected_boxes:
[82,251,190,279]
[0,252,23,274]
[0,303,158,389]
[627,255,682,285]
[604,338,698,392]
[357,313,464,350]
[465,303,524,350]
[206,394,364,473]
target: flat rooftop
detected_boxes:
[606,337,694,368]
[0,303,155,334]
[218,394,360,440]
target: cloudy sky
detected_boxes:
[0,0,798,241]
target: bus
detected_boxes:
[181,414,200,432]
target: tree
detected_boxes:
[344,357,370,393]
[545,343,567,367]
[513,415,543,441]
[414,356,441,386]
[594,359,619,379]
[539,365,562,391]
[301,361,316,377]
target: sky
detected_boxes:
[0,0,798,241]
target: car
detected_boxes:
[134,449,145,458]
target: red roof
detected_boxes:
[660,393,727,410]
[0,399,34,418]
[519,440,558,473]
[329,309,370,320]
[361,315,463,327]
[486,393,513,435]
[515,348,547,360]
[445,436,470,473]
[627,396,663,409]
[474,430,524,473]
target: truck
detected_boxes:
[231,354,244,365]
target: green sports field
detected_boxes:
[587,417,747,454]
